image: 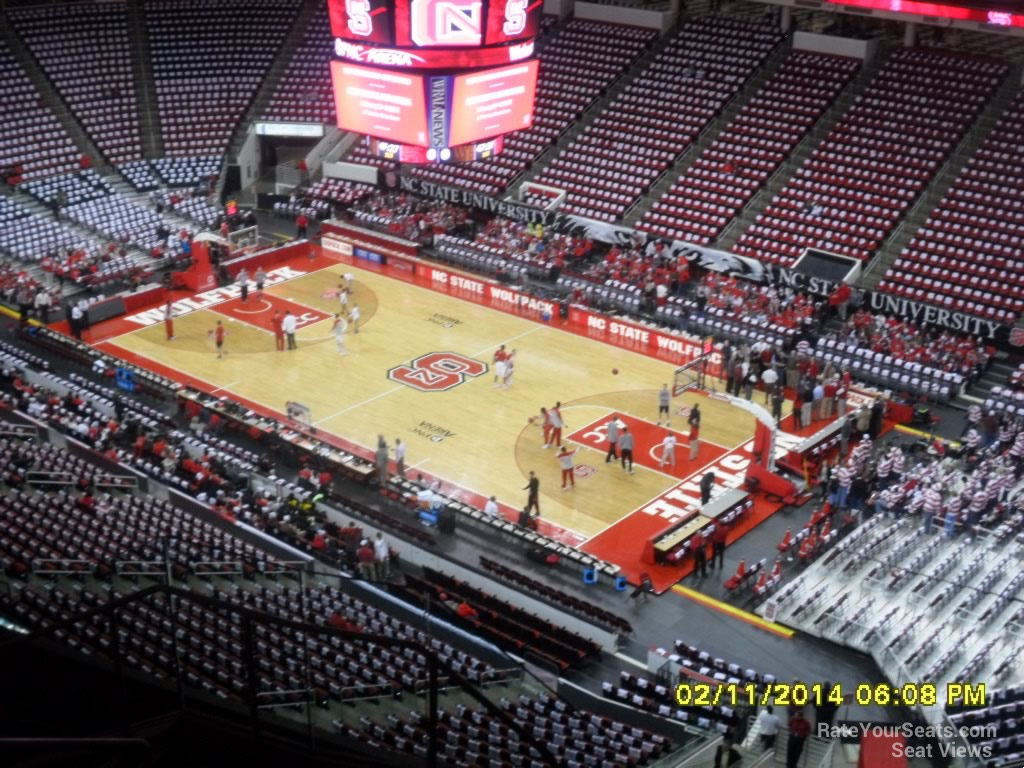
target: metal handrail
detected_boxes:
[0,583,560,768]
[31,558,94,575]
[815,739,837,768]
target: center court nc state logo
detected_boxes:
[388,351,488,392]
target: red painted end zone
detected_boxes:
[581,437,785,593]
[210,294,331,333]
[566,413,728,480]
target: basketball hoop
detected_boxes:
[673,353,710,396]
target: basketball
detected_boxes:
[612,368,619,375]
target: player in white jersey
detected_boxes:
[502,349,517,389]
[657,384,672,426]
[337,282,349,312]
[658,433,677,468]
[348,303,361,333]
[332,313,348,355]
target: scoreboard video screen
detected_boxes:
[448,62,538,146]
[328,0,541,163]
[331,59,537,149]
[330,61,429,146]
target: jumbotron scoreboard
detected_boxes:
[329,0,542,163]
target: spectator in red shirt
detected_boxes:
[271,310,285,352]
[828,283,851,320]
[786,711,811,768]
[317,471,332,492]
[456,601,478,619]
[328,612,362,633]
[296,213,309,240]
[356,539,375,580]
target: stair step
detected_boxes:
[225,0,321,162]
[511,23,681,197]
[860,67,1019,291]
[127,0,163,159]
[715,46,895,251]
[1,21,109,173]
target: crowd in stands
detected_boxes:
[150,188,220,228]
[152,156,222,188]
[0,361,372,575]
[533,16,784,221]
[0,347,685,766]
[404,19,657,196]
[693,274,992,383]
[878,88,1024,325]
[261,6,333,123]
[330,186,996,400]
[401,567,603,672]
[36,243,147,289]
[814,404,1024,545]
[146,0,298,157]
[732,49,1007,266]
[0,44,81,180]
[349,193,473,242]
[307,178,374,206]
[638,51,860,245]
[0,264,59,321]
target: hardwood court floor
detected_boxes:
[106,263,759,540]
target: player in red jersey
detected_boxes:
[557,445,576,490]
[493,344,509,388]
[547,402,565,448]
[163,301,175,341]
[210,320,228,358]
[271,310,284,351]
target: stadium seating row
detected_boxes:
[732,49,1007,265]
[10,3,144,165]
[638,51,859,244]
[535,16,784,221]
[878,88,1024,323]
[405,19,657,195]
[146,0,300,156]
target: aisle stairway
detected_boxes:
[0,17,107,173]
[510,23,683,194]
[623,38,794,228]
[860,63,1024,291]
[226,0,323,161]
[126,0,163,159]
[713,46,892,252]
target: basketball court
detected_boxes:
[84,247,797,590]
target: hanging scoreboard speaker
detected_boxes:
[328,0,541,163]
